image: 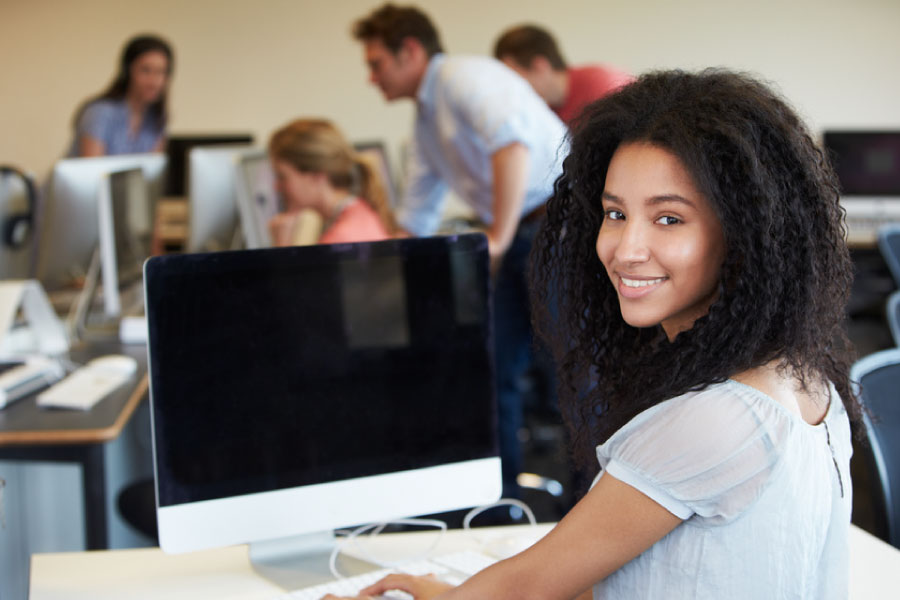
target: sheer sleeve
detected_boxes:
[595,381,792,523]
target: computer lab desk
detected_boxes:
[28,523,900,599]
[0,341,148,550]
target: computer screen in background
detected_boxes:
[97,168,147,318]
[234,149,281,249]
[823,131,900,246]
[164,134,253,197]
[36,153,165,292]
[824,131,900,196]
[186,145,254,253]
[144,233,500,588]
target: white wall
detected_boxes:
[2,0,899,180]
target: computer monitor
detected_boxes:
[36,153,165,291]
[164,134,253,196]
[824,131,900,196]
[187,145,254,253]
[234,149,281,249]
[144,234,500,587]
[97,168,147,317]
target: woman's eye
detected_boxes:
[604,209,624,221]
[656,215,681,225]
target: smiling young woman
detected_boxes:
[325,69,862,600]
[596,141,726,339]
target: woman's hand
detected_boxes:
[321,573,454,600]
[268,212,298,247]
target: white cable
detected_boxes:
[462,498,537,553]
[462,498,536,530]
[328,518,448,579]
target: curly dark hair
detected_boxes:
[529,69,862,472]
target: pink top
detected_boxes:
[318,198,391,244]
[556,64,634,125]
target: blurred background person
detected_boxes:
[267,118,397,246]
[69,34,174,157]
[494,24,632,125]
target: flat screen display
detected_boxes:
[824,131,900,196]
[145,234,496,508]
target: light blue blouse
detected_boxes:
[593,380,851,599]
[69,98,163,157]
[397,54,568,235]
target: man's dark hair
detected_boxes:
[494,24,567,71]
[352,3,443,58]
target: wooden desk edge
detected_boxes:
[0,374,149,446]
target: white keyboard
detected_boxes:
[36,354,137,410]
[0,357,65,408]
[273,550,498,600]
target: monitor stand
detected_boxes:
[248,530,379,590]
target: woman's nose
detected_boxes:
[614,221,650,264]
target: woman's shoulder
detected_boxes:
[77,98,125,129]
[596,381,797,521]
[319,198,389,245]
[598,380,795,468]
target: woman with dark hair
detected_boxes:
[327,70,860,599]
[69,34,173,157]
[267,118,396,245]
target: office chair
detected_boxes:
[877,224,900,287]
[851,348,900,549]
[888,291,900,347]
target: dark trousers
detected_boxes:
[493,218,542,498]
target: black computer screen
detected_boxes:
[164,134,253,196]
[823,131,900,196]
[145,234,497,507]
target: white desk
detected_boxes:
[30,524,900,599]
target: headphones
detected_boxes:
[0,165,36,250]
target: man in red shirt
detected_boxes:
[494,24,633,125]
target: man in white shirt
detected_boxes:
[352,3,567,498]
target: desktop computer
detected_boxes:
[96,168,148,319]
[234,149,280,249]
[36,153,165,292]
[164,134,253,197]
[824,130,900,245]
[144,233,501,588]
[186,145,255,253]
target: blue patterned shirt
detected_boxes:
[69,98,164,156]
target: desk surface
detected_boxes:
[0,341,147,446]
[29,523,900,599]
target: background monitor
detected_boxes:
[187,144,253,253]
[824,131,900,197]
[164,134,253,197]
[234,149,280,249]
[145,234,500,587]
[36,153,165,292]
[97,168,147,317]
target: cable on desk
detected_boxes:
[329,517,447,579]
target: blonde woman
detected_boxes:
[267,119,396,245]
